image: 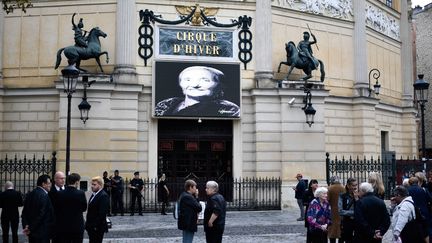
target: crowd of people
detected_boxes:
[0,172,110,243]
[294,171,432,243]
[0,171,226,243]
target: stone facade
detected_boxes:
[413,4,432,154]
[0,0,416,206]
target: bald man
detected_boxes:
[48,171,66,243]
[0,181,23,243]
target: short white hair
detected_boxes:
[359,182,374,193]
[314,187,328,198]
[402,178,409,187]
[206,180,219,192]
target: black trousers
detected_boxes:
[309,229,327,243]
[1,217,19,243]
[28,238,50,243]
[87,228,105,243]
[340,218,355,243]
[130,192,142,214]
[111,191,124,215]
[205,226,224,243]
[57,234,84,243]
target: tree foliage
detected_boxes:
[2,0,32,14]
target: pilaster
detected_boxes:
[353,0,368,96]
[0,9,4,86]
[112,0,137,84]
[400,0,414,107]
[254,0,274,88]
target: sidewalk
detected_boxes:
[88,209,306,242]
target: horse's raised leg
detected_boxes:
[95,57,104,73]
[278,62,283,73]
[100,51,109,64]
[285,65,295,80]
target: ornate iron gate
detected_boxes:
[326,152,396,199]
[0,152,56,195]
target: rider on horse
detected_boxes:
[297,32,318,69]
[72,13,88,48]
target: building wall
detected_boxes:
[414,5,432,152]
[0,0,417,206]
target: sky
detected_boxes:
[411,0,432,7]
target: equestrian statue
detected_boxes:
[278,30,325,82]
[55,13,109,72]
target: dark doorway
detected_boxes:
[158,119,233,200]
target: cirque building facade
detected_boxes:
[0,0,416,206]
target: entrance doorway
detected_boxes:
[158,119,233,199]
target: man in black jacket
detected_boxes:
[178,179,202,243]
[56,173,87,243]
[48,171,66,243]
[354,182,390,243]
[86,176,110,243]
[22,174,55,243]
[0,181,23,243]
[204,180,227,243]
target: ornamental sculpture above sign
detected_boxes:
[138,4,252,69]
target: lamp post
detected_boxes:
[413,74,430,172]
[368,68,381,96]
[61,65,80,175]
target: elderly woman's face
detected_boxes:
[180,69,218,98]
[319,192,328,201]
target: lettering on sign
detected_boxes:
[158,28,234,58]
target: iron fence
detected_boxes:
[0,152,57,196]
[326,152,396,199]
[114,177,281,213]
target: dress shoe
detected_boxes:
[296,217,304,221]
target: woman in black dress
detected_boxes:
[158,173,170,215]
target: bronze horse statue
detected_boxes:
[278,41,325,82]
[55,27,109,72]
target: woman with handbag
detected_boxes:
[304,179,319,243]
[306,187,332,243]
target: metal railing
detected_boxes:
[326,152,396,199]
[111,177,281,213]
[0,152,57,196]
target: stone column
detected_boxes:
[112,0,137,83]
[400,0,414,106]
[254,0,274,88]
[353,0,368,96]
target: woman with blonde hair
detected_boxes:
[368,172,385,199]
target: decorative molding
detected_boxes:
[365,3,400,40]
[273,0,354,21]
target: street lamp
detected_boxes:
[368,68,381,96]
[78,76,93,123]
[413,74,430,172]
[61,65,80,175]
[302,82,316,127]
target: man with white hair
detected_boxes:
[48,171,66,243]
[354,182,390,243]
[0,181,23,243]
[204,181,226,243]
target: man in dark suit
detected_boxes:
[48,171,66,243]
[354,182,390,243]
[86,176,110,243]
[0,181,23,243]
[56,173,87,243]
[22,174,55,243]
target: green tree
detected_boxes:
[2,0,32,14]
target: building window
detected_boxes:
[386,0,393,7]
